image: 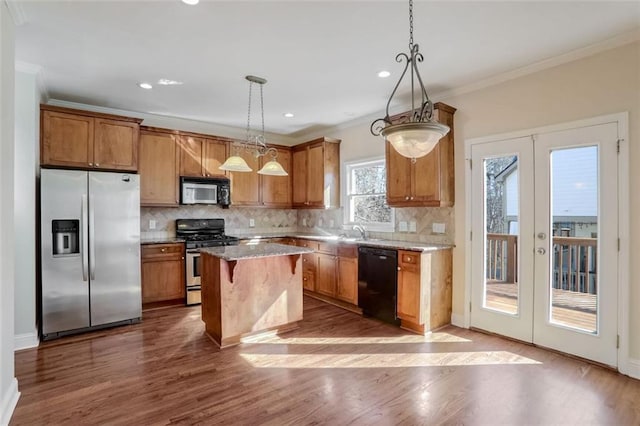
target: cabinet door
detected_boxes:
[203,139,228,177]
[307,143,325,207]
[41,110,93,168]
[179,136,205,177]
[229,150,260,206]
[93,118,139,171]
[141,258,185,303]
[139,132,179,206]
[385,141,412,205]
[411,144,441,203]
[336,256,358,305]
[292,148,308,206]
[397,252,421,323]
[261,148,292,207]
[316,253,337,297]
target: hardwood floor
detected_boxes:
[12,297,640,425]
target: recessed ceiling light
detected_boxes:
[157,79,184,86]
[283,113,294,118]
[181,0,199,5]
[138,82,153,90]
[377,71,391,78]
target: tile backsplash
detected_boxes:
[142,205,453,245]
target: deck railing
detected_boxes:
[486,233,597,295]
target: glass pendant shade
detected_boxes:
[382,121,450,159]
[257,160,288,176]
[219,155,252,172]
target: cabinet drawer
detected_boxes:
[297,239,320,251]
[317,242,337,255]
[399,251,420,267]
[337,244,357,258]
[141,243,184,259]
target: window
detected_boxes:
[344,158,394,231]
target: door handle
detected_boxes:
[536,247,546,255]
[81,194,88,281]
[89,200,96,280]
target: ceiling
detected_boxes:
[13,1,640,138]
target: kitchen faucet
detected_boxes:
[353,224,367,240]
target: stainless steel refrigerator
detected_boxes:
[40,169,141,340]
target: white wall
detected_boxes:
[0,1,19,424]
[308,42,640,363]
[13,69,39,350]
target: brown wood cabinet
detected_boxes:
[141,243,186,306]
[41,105,141,171]
[178,135,228,178]
[396,249,453,334]
[297,239,319,292]
[139,128,180,206]
[386,103,456,207]
[292,137,340,209]
[336,245,358,305]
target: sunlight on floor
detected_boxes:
[240,351,541,368]
[254,333,472,345]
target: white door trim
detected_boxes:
[464,112,630,374]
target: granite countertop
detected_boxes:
[140,237,186,245]
[200,243,314,261]
[231,232,453,252]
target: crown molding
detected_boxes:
[5,0,27,26]
[15,60,49,101]
[432,29,640,101]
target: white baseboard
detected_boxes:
[0,378,20,426]
[451,313,466,328]
[14,330,39,351]
[625,358,640,380]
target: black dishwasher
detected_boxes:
[358,246,399,325]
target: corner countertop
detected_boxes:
[200,243,313,261]
[140,237,186,245]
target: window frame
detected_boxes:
[342,156,395,232]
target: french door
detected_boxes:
[470,122,619,366]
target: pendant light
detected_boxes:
[219,75,288,176]
[371,0,450,161]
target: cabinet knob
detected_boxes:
[303,258,307,262]
[161,248,166,252]
[405,196,409,200]
[95,163,100,167]
[410,196,414,200]
[89,162,93,166]
[407,256,412,261]
[397,266,401,271]
[182,256,185,260]
[303,277,307,281]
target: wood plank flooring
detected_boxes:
[11,297,640,425]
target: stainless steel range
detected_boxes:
[176,218,239,305]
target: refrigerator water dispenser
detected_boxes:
[52,219,79,256]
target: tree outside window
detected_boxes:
[344,158,393,231]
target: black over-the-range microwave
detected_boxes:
[180,176,231,208]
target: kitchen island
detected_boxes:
[200,243,314,348]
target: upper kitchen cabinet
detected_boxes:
[228,145,292,208]
[386,102,456,207]
[178,134,229,178]
[292,137,340,209]
[139,127,180,206]
[40,105,141,171]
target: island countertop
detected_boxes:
[200,243,313,261]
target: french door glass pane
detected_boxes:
[484,155,519,314]
[549,146,598,333]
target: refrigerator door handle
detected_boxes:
[89,199,96,280]
[81,194,89,281]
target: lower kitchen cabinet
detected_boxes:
[141,243,185,306]
[316,252,337,297]
[336,245,358,305]
[396,249,453,334]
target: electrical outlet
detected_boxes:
[302,218,307,227]
[399,221,408,232]
[432,223,446,234]
[149,220,156,230]
[409,221,417,232]
[249,218,255,228]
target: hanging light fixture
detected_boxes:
[219,75,288,176]
[371,0,450,161]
